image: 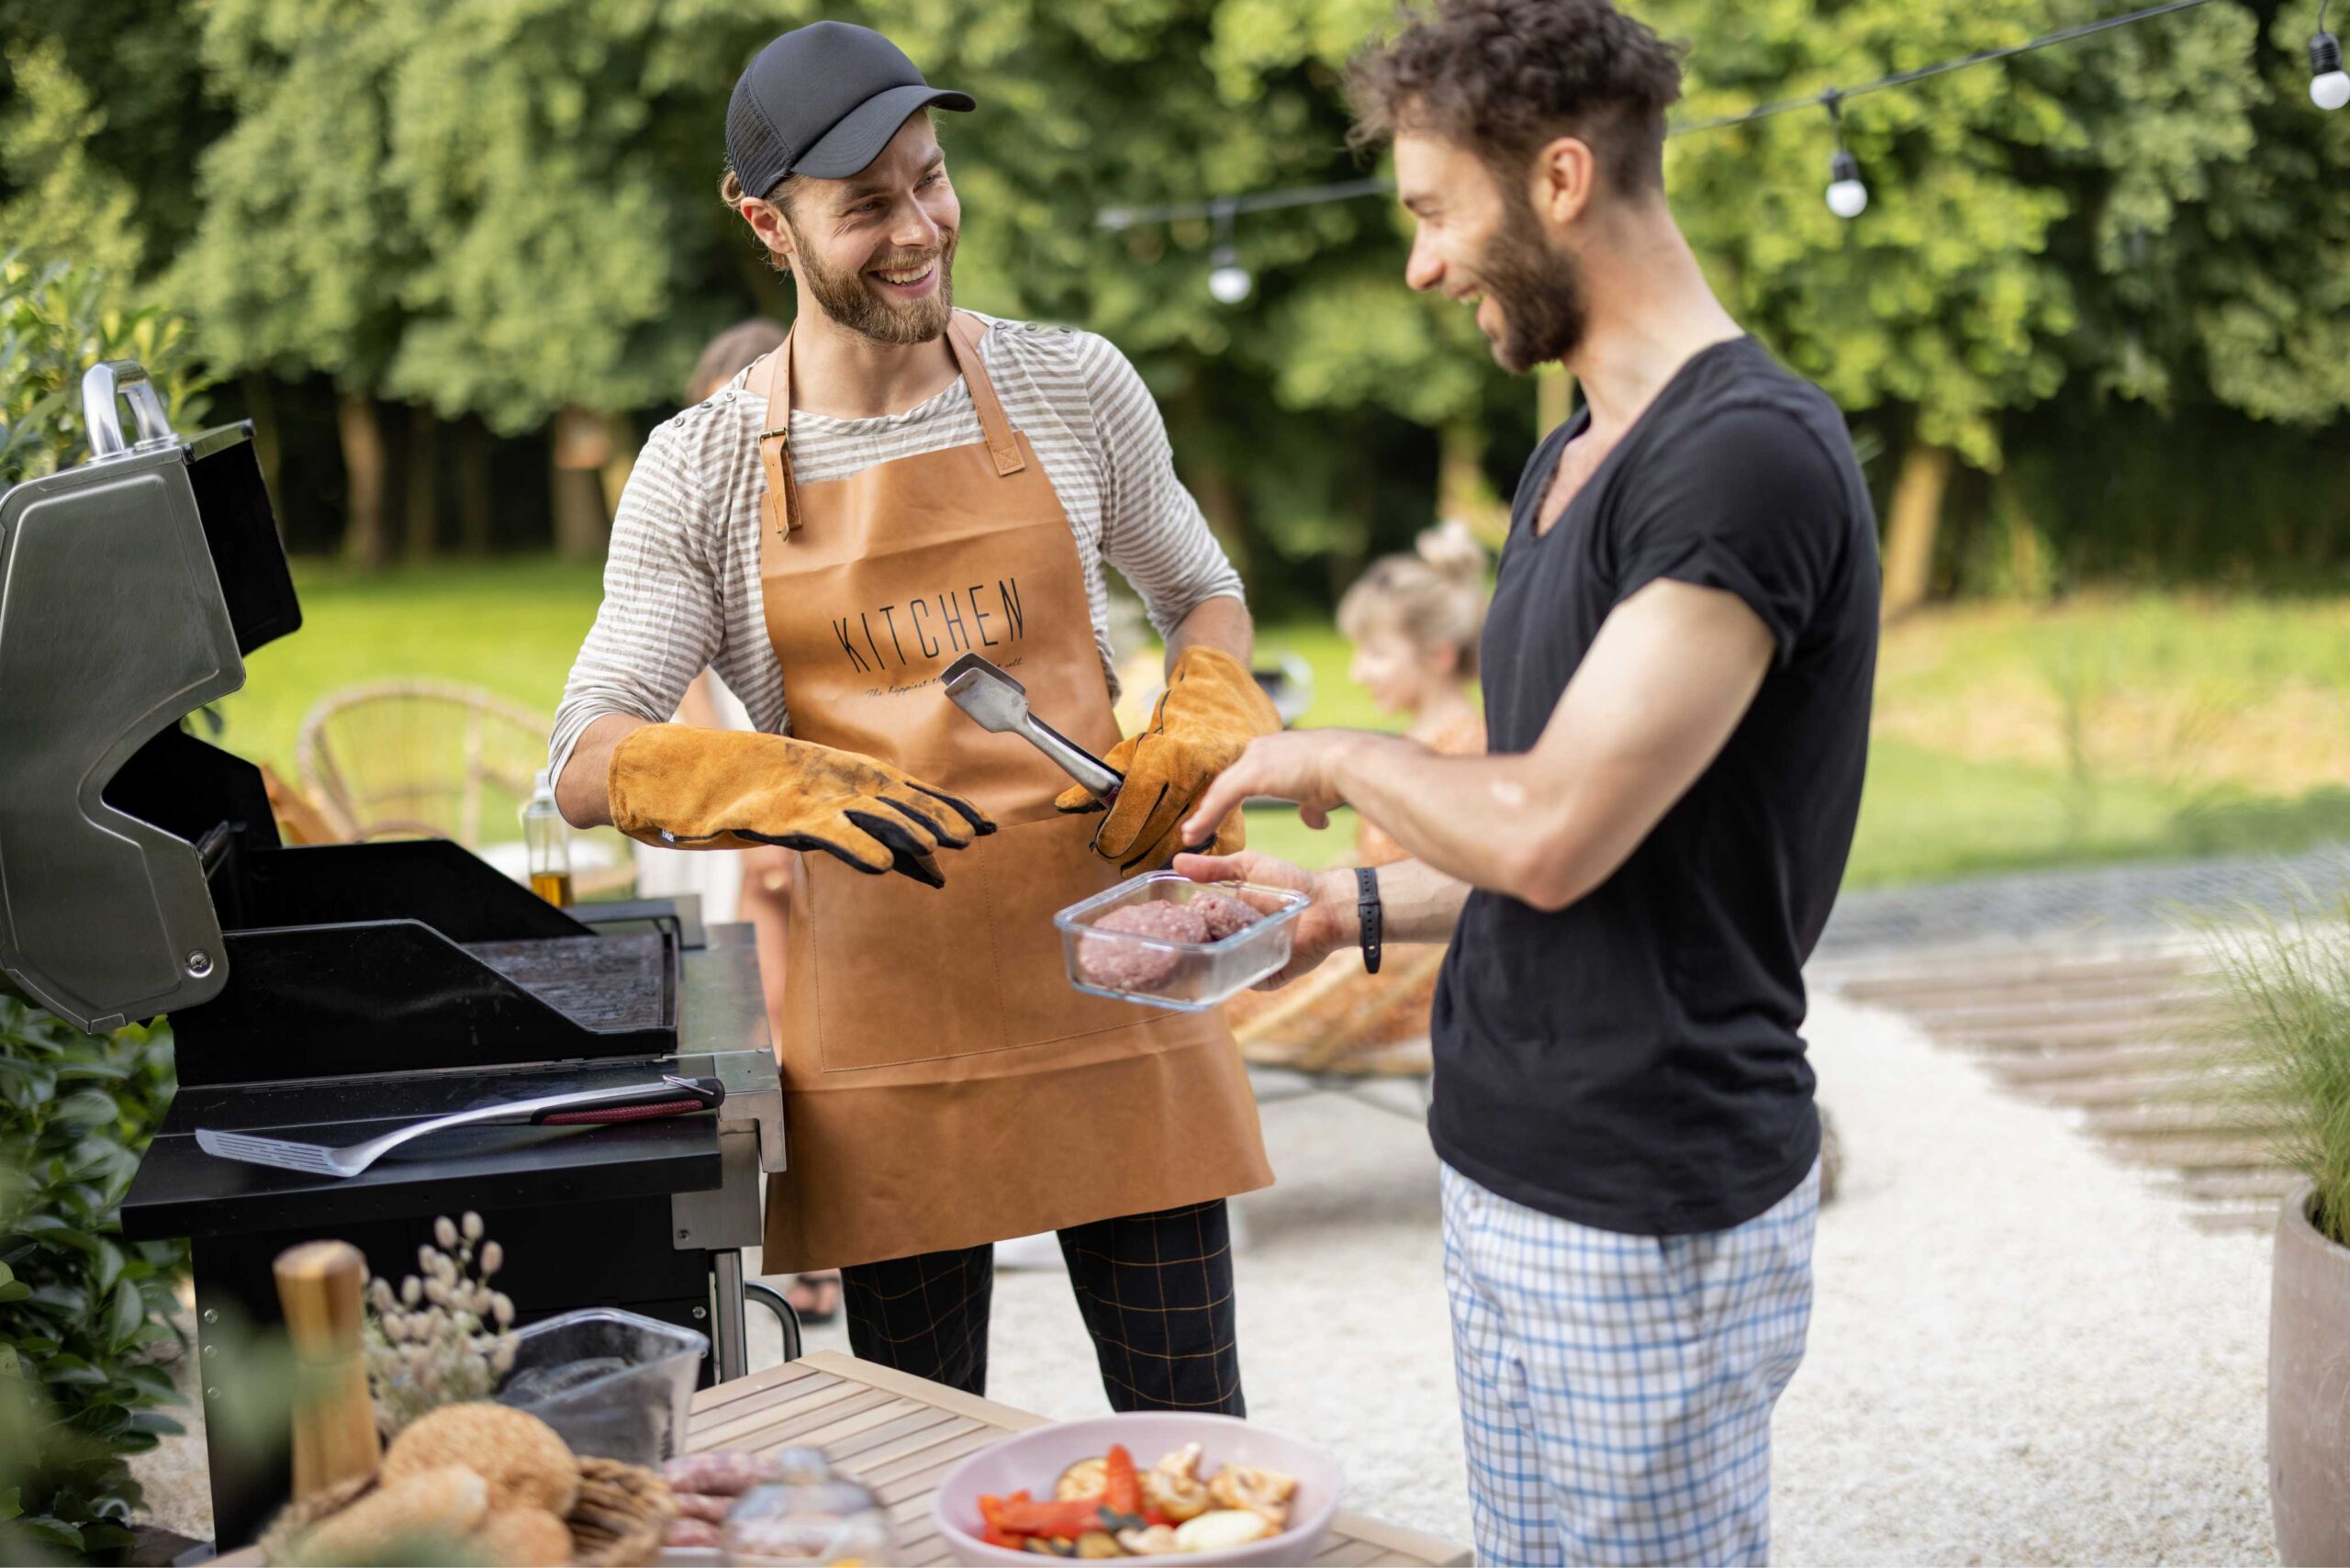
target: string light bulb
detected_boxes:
[1206,199,1252,305]
[1208,245,1253,304]
[2314,0,2349,110]
[1826,150,1870,217]
[1822,93,1869,218]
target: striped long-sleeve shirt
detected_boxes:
[548,314,1245,788]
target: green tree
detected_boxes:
[1651,0,2342,612]
[29,0,2345,596]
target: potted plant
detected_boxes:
[2210,910,2350,1567]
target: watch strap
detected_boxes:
[1355,866,1383,976]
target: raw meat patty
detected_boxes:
[1078,902,1210,991]
[1190,890,1261,941]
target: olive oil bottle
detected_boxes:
[522,769,573,907]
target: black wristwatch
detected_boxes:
[1355,866,1383,976]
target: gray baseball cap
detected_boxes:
[725,22,975,199]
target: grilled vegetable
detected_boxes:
[1103,1445,1145,1518]
[1174,1509,1279,1551]
[1208,1463,1298,1523]
[1056,1457,1109,1501]
[1144,1444,1211,1524]
[1117,1525,1182,1557]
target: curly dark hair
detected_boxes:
[1348,0,1686,197]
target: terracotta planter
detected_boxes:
[2270,1178,2350,1566]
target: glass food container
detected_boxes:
[1055,874,1311,1010]
[492,1306,707,1465]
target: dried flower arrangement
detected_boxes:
[362,1211,519,1439]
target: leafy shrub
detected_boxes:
[0,1002,188,1561]
[0,251,215,1558]
[2209,909,2350,1247]
[1,250,211,487]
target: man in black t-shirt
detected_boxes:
[1179,1,1879,1562]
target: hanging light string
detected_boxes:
[1671,0,2218,136]
[1100,0,2338,241]
[1097,176,1391,232]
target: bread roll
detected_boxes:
[470,1506,574,1567]
[296,1465,488,1563]
[384,1404,578,1517]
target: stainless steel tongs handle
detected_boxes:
[1021,712,1125,798]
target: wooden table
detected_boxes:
[696,1350,1471,1566]
[219,1351,1470,1564]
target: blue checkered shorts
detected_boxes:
[1439,1159,1820,1566]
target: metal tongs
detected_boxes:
[943,654,1124,801]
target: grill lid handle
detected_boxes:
[82,360,175,460]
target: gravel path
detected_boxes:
[1773,989,2273,1564]
[135,978,2278,1562]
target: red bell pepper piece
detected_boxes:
[988,1494,1121,1539]
[1103,1445,1144,1518]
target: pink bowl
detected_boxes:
[931,1413,1343,1566]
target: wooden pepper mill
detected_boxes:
[273,1240,383,1499]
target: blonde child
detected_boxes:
[1226,521,1488,1056]
[1337,519,1489,865]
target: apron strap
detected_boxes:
[756,330,800,540]
[755,312,1025,543]
[948,311,1027,478]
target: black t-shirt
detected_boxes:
[1427,335,1879,1235]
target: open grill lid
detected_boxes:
[0,362,301,1031]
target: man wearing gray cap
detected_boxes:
[551,22,1279,1409]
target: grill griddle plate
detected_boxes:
[464,932,677,1034]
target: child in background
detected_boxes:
[1339,519,1488,867]
[1225,521,1488,1057]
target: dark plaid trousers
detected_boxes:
[838,1198,1244,1415]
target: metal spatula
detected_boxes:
[943,653,1125,799]
[194,1076,724,1179]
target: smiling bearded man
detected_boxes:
[551,21,1278,1411]
[1172,0,1882,1562]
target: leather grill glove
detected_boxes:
[608,723,992,889]
[1055,645,1282,877]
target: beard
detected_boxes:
[1474,194,1587,374]
[789,225,958,345]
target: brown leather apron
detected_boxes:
[751,311,1272,1271]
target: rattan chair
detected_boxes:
[1229,944,1446,1118]
[294,679,634,897]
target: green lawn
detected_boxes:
[218,559,2350,889]
[220,557,614,777]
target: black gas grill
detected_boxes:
[0,363,785,1547]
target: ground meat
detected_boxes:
[1078,902,1211,992]
[662,1451,775,1496]
[664,1518,723,1548]
[673,1493,734,1523]
[1190,891,1261,941]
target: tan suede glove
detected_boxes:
[609,723,992,888]
[1055,646,1282,876]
